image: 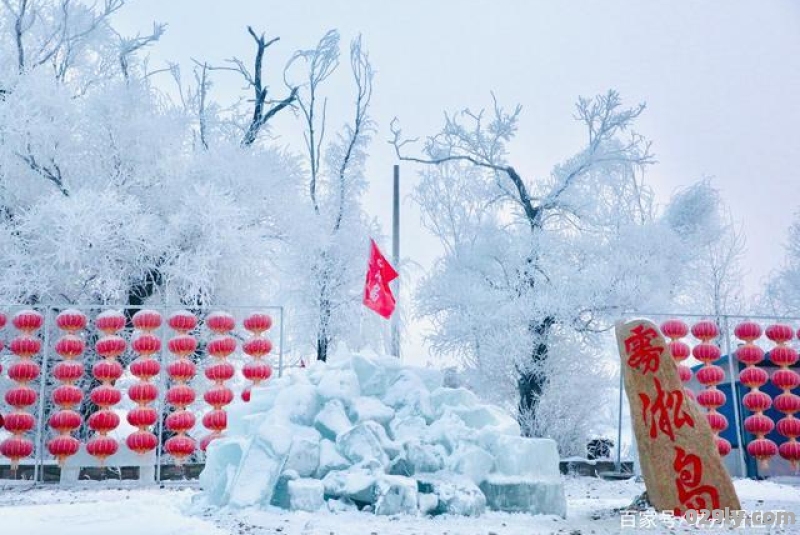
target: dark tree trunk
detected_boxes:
[518,316,555,436]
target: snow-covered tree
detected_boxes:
[280,30,385,361]
[393,91,725,452]
[763,212,800,316]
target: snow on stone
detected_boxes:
[198,352,567,517]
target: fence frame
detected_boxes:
[0,303,285,484]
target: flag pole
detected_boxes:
[391,164,401,358]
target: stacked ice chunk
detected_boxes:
[199,351,566,517]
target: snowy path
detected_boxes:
[1,476,799,534]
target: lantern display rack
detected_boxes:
[0,304,284,483]
[636,312,800,479]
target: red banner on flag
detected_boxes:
[363,239,399,319]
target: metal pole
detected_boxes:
[616,368,624,473]
[391,164,400,359]
[722,315,748,477]
[33,306,52,483]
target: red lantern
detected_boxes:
[668,341,690,361]
[86,436,118,461]
[774,393,800,414]
[168,335,198,357]
[243,313,272,335]
[241,389,251,402]
[660,319,688,340]
[744,414,775,435]
[734,321,762,342]
[8,360,40,383]
[90,385,122,408]
[766,323,794,344]
[168,311,197,333]
[96,336,126,359]
[12,309,43,333]
[716,437,732,457]
[748,438,778,463]
[89,410,120,434]
[779,442,800,469]
[735,345,765,366]
[691,320,719,342]
[95,310,125,334]
[204,386,234,409]
[772,369,800,391]
[126,430,158,455]
[10,336,42,358]
[167,385,196,408]
[207,336,236,358]
[769,346,799,367]
[692,343,721,363]
[131,333,161,356]
[5,386,36,408]
[56,310,87,333]
[0,436,34,468]
[695,365,724,386]
[0,312,6,329]
[677,364,692,383]
[48,410,82,433]
[47,435,80,463]
[206,312,235,334]
[168,360,196,382]
[127,407,158,428]
[3,412,35,433]
[52,385,82,408]
[739,366,769,388]
[777,416,800,438]
[166,410,195,433]
[743,391,772,412]
[128,382,158,405]
[205,361,236,383]
[706,412,728,432]
[55,335,85,359]
[696,389,725,410]
[165,435,195,462]
[202,409,227,432]
[132,309,162,331]
[130,357,161,380]
[242,361,272,383]
[92,359,124,383]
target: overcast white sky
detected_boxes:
[117,0,800,360]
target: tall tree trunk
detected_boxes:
[518,316,555,436]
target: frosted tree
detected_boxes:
[281,30,383,361]
[666,180,746,319]
[763,213,800,316]
[393,91,723,451]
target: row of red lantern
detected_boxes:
[661,320,731,458]
[733,322,800,469]
[660,319,800,470]
[1,309,275,469]
[0,310,44,468]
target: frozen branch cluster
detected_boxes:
[0,2,382,360]
[394,92,742,453]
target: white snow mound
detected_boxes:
[199,352,566,517]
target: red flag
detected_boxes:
[363,239,399,319]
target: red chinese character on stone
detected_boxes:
[639,377,695,441]
[673,446,721,515]
[624,325,663,374]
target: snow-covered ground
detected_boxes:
[1,476,798,534]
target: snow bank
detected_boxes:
[199,351,566,517]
